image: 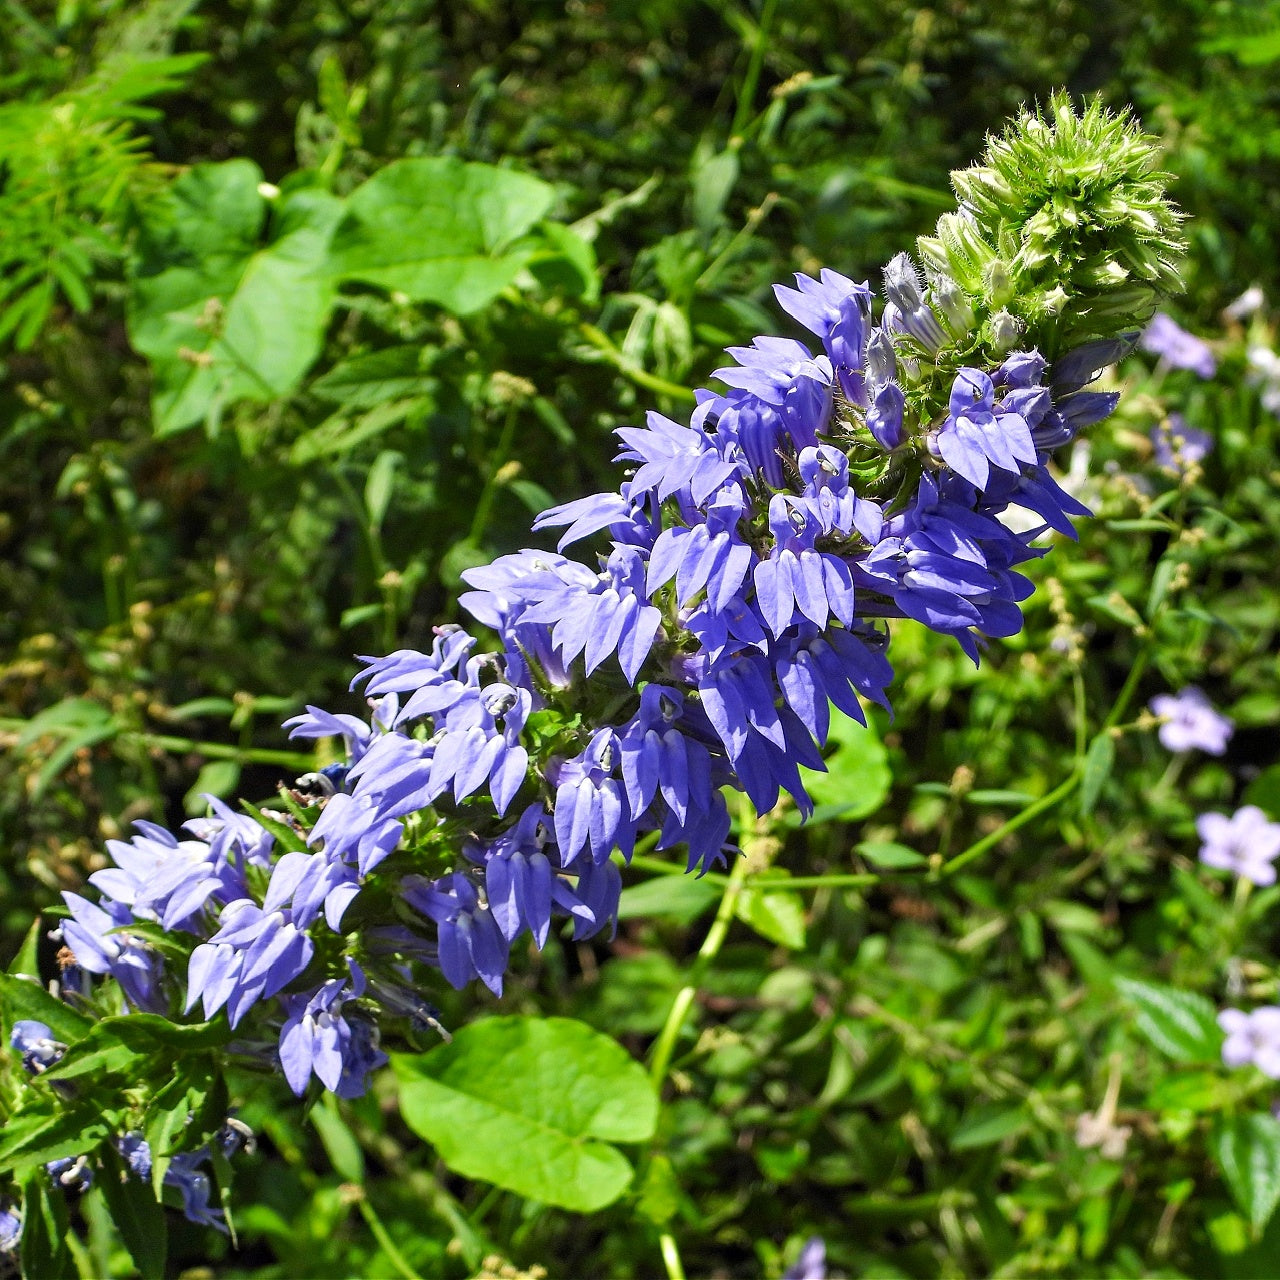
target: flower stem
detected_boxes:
[659,1230,687,1280]
[936,772,1081,879]
[648,833,754,1090]
[354,1191,425,1280]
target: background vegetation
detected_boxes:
[3,0,1280,1275]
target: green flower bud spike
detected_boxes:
[917,92,1187,361]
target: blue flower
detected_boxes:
[164,1152,226,1231]
[185,900,315,1026]
[551,729,634,866]
[59,893,163,1011]
[278,963,387,1099]
[0,1204,21,1254]
[752,494,856,638]
[10,1019,63,1073]
[1149,686,1233,755]
[933,368,1037,488]
[402,872,511,996]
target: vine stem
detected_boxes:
[659,1231,687,1280]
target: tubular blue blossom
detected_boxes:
[278,962,388,1098]
[54,99,1183,1107]
[933,368,1038,488]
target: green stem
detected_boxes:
[1103,642,1151,731]
[577,324,698,402]
[648,806,757,1090]
[659,1230,687,1280]
[936,772,1081,879]
[730,0,778,137]
[355,1194,424,1280]
[134,733,315,768]
[468,402,521,545]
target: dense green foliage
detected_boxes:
[3,1,1280,1276]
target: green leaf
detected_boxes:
[691,147,740,232]
[239,800,310,854]
[1079,733,1115,816]
[310,345,437,410]
[127,161,344,434]
[329,157,555,313]
[144,1059,222,1196]
[856,841,926,869]
[311,1097,365,1183]
[951,1104,1029,1150]
[1214,1114,1280,1233]
[735,875,807,949]
[393,1015,657,1212]
[617,874,720,924]
[794,711,891,825]
[636,1153,681,1227]
[7,918,43,978]
[1114,976,1223,1063]
[1245,765,1280,820]
[96,1146,167,1280]
[0,974,94,1045]
[19,1165,72,1280]
[364,450,402,530]
[184,759,241,813]
[0,1103,112,1176]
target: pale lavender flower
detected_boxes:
[1149,687,1233,754]
[1219,1007,1280,1077]
[1197,806,1280,886]
[1224,286,1265,323]
[1140,312,1216,378]
[783,1237,826,1280]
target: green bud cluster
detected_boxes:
[916,92,1186,360]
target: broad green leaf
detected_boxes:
[1115,976,1223,1063]
[97,1146,167,1280]
[329,157,555,313]
[618,873,720,923]
[393,1015,657,1212]
[127,161,343,434]
[795,711,891,825]
[1215,1114,1280,1233]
